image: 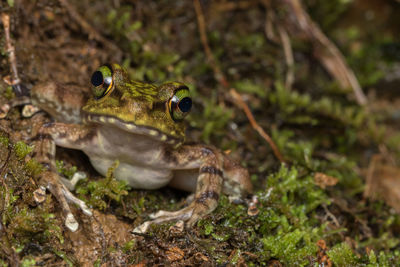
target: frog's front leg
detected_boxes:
[134,144,252,233]
[32,122,95,232]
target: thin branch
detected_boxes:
[193,0,285,163]
[281,0,367,105]
[58,0,122,59]
[1,13,25,96]
[363,154,380,199]
[193,0,229,88]
[277,25,294,89]
[230,89,286,163]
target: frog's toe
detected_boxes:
[133,202,212,233]
[0,96,32,118]
[149,206,194,221]
[65,213,79,232]
[37,171,92,232]
[0,103,10,119]
[33,186,47,203]
[132,221,152,234]
[62,184,92,216]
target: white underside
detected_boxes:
[89,156,173,189]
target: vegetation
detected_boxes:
[1,0,400,265]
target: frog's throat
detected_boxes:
[82,114,182,145]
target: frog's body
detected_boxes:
[31,64,252,232]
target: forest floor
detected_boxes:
[1,0,400,266]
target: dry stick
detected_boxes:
[0,131,19,266]
[193,0,285,163]
[277,25,294,89]
[363,154,380,199]
[212,1,260,13]
[264,9,294,89]
[193,0,229,88]
[1,13,23,96]
[282,0,367,106]
[58,0,122,58]
[230,89,286,163]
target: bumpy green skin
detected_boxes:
[82,64,186,141]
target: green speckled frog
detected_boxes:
[31,63,252,233]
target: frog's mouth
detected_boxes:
[83,113,182,145]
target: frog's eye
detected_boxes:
[90,65,115,99]
[169,86,192,121]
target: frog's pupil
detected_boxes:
[178,97,192,113]
[91,71,103,87]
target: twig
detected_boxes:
[264,9,278,42]
[1,13,25,96]
[277,25,294,89]
[193,0,285,163]
[58,0,122,59]
[193,0,229,88]
[322,204,340,227]
[230,89,286,163]
[363,154,380,199]
[211,1,260,13]
[264,4,294,89]
[280,0,367,106]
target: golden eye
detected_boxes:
[169,86,192,121]
[90,64,115,99]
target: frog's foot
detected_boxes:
[35,170,92,232]
[60,171,87,191]
[0,96,32,118]
[31,122,95,231]
[133,197,218,234]
[22,104,41,117]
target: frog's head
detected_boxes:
[82,64,192,145]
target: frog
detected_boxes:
[29,63,253,233]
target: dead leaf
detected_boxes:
[193,252,209,263]
[166,246,184,262]
[364,164,400,213]
[314,172,338,189]
[316,239,332,267]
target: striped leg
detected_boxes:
[32,122,93,232]
[134,144,243,233]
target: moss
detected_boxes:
[189,92,234,144]
[368,250,377,266]
[270,81,366,128]
[4,86,15,100]
[122,240,136,253]
[327,243,357,266]
[13,141,33,160]
[1,187,19,225]
[25,159,44,176]
[252,166,329,265]
[76,160,128,210]
[56,160,77,179]
[51,250,75,266]
[20,258,36,267]
[0,135,9,146]
[233,79,267,98]
[261,230,318,266]
[42,212,64,244]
